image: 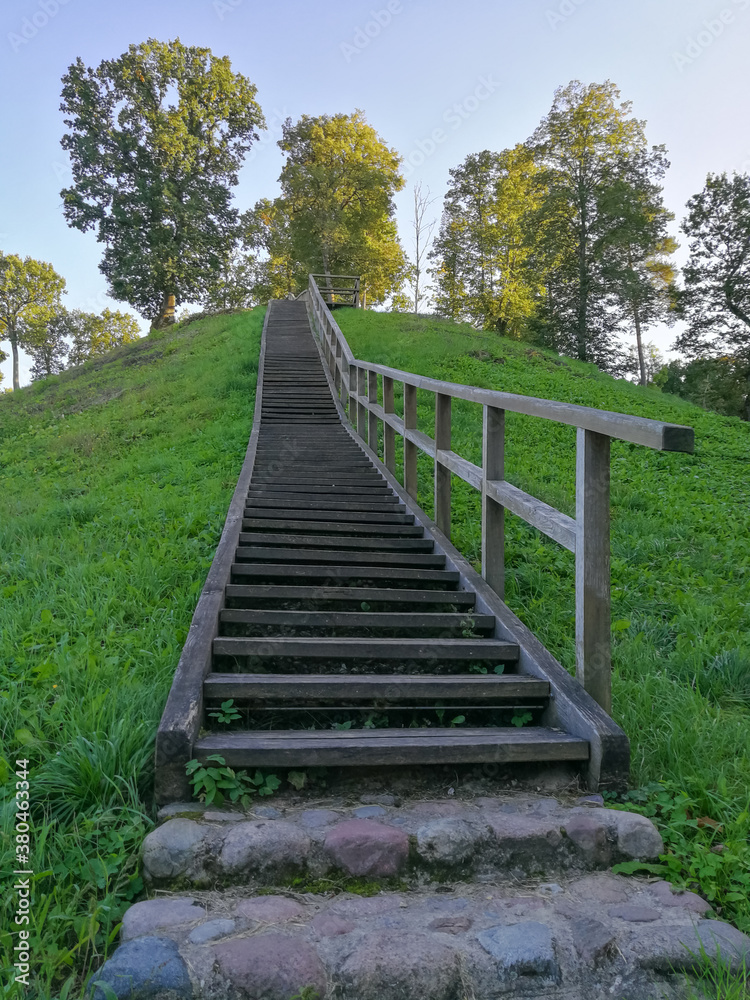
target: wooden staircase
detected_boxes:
[155,294,693,802]
[192,301,589,770]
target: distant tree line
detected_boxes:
[1,41,747,420]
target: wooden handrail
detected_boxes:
[306,274,695,717]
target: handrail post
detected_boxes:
[357,367,368,441]
[348,363,357,426]
[336,341,345,405]
[575,428,611,713]
[482,405,506,598]
[404,382,417,499]
[435,393,452,536]
[354,277,360,308]
[383,376,396,473]
[334,340,342,398]
[368,371,378,453]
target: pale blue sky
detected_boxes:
[2,0,749,386]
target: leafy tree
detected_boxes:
[675,172,750,419]
[600,151,678,384]
[528,80,669,370]
[276,110,408,304]
[410,183,438,313]
[60,38,265,328]
[243,198,307,301]
[430,145,543,335]
[660,356,748,417]
[0,253,66,389]
[67,308,141,365]
[26,311,70,381]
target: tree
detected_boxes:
[243,198,307,301]
[410,183,438,313]
[660,356,748,417]
[67,308,141,365]
[60,38,265,328]
[430,146,543,335]
[26,311,70,381]
[0,253,66,389]
[528,81,669,370]
[276,110,408,304]
[675,172,750,419]
[600,151,678,384]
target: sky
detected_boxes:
[1,0,749,388]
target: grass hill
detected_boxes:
[0,304,748,996]
[0,309,263,997]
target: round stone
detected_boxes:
[141,819,207,881]
[121,897,205,942]
[608,904,661,922]
[416,818,481,865]
[324,819,409,877]
[213,933,326,998]
[235,896,307,924]
[220,821,310,876]
[89,936,192,999]
[188,918,236,944]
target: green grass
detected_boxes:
[0,308,264,998]
[336,309,750,940]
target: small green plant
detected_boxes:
[460,616,481,638]
[332,719,354,731]
[208,698,242,725]
[186,754,281,807]
[287,988,321,1000]
[287,770,307,790]
[435,708,466,727]
[511,711,533,727]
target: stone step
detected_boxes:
[96,793,750,1000]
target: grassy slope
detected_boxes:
[0,309,263,997]
[337,309,750,932]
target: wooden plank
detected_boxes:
[404,382,418,500]
[213,636,519,660]
[368,370,378,454]
[225,584,476,606]
[349,362,694,452]
[205,673,549,701]
[436,450,483,491]
[244,498,402,512]
[485,480,577,553]
[357,367,368,442]
[234,546,445,568]
[242,509,415,524]
[241,518,424,536]
[383,375,396,474]
[219,610,495,630]
[482,406,505,598]
[435,393,452,536]
[194,727,590,767]
[575,428,611,714]
[237,532,433,551]
[230,563,460,583]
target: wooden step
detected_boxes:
[234,547,445,568]
[225,585,476,607]
[237,533,434,551]
[218,610,494,631]
[212,636,518,661]
[205,673,545,701]
[193,727,590,767]
[244,498,403,512]
[242,510,416,525]
[230,564,459,584]
[241,519,424,536]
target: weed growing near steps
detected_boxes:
[336,309,750,935]
[0,308,264,998]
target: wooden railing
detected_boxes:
[306,274,695,716]
[310,273,361,308]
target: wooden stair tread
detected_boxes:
[219,610,493,629]
[225,585,476,605]
[205,673,547,700]
[194,727,590,766]
[237,533,434,550]
[242,519,424,536]
[212,637,518,659]
[234,547,445,567]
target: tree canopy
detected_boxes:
[0,253,66,389]
[675,172,750,418]
[275,110,408,303]
[60,38,265,327]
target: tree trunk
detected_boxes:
[10,330,19,391]
[745,366,750,422]
[152,292,176,330]
[633,304,647,386]
[577,207,588,362]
